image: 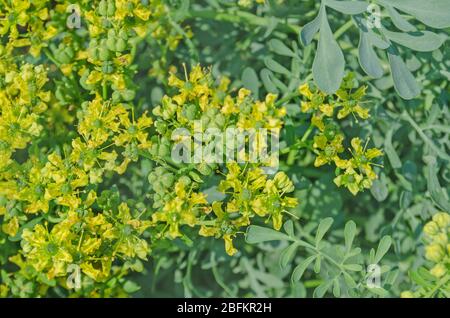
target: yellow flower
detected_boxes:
[2,216,19,237]
[224,234,238,256]
[430,263,447,278]
[425,244,444,262]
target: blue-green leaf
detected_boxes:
[385,5,416,32]
[264,57,291,76]
[280,243,299,268]
[359,31,384,78]
[383,29,445,52]
[300,7,322,46]
[312,7,345,93]
[344,220,356,252]
[315,217,334,244]
[325,0,368,14]
[388,49,420,99]
[260,69,279,94]
[242,67,260,97]
[374,236,392,263]
[380,0,450,29]
[246,225,291,244]
[384,126,402,169]
[313,280,333,298]
[291,255,316,282]
[269,38,296,57]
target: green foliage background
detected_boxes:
[0,0,449,298]
[132,0,449,298]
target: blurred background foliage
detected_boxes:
[0,0,448,298]
[125,0,449,297]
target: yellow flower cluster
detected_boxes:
[299,73,383,195]
[149,65,298,255]
[401,212,450,298]
[155,65,286,134]
[18,201,150,282]
[423,212,450,278]
[0,0,58,57]
[0,63,50,170]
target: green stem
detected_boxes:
[43,48,61,68]
[168,16,199,63]
[187,9,301,34]
[102,81,108,100]
[291,237,348,274]
[280,124,314,155]
[334,20,354,40]
[301,124,314,143]
[425,275,449,298]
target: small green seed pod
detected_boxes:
[197,163,212,176]
[178,175,192,187]
[106,37,116,52]
[98,0,107,16]
[161,173,175,188]
[121,89,135,102]
[99,47,111,61]
[158,144,170,158]
[115,38,127,52]
[102,61,114,74]
[107,0,116,16]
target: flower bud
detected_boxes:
[161,173,175,188]
[430,263,446,278]
[400,291,415,298]
[425,244,444,263]
[433,212,450,229]
[432,233,448,246]
[423,221,439,237]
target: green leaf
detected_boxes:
[358,31,384,78]
[260,69,279,94]
[380,0,450,29]
[385,5,416,32]
[312,7,345,94]
[314,255,322,273]
[313,280,332,298]
[426,161,450,212]
[246,225,291,244]
[343,272,357,288]
[384,127,402,169]
[325,0,368,14]
[367,29,390,49]
[315,217,334,244]
[332,278,341,297]
[370,175,389,202]
[383,30,445,52]
[388,49,420,100]
[269,39,296,57]
[344,264,363,271]
[123,280,141,293]
[280,243,299,268]
[300,8,322,46]
[283,220,295,237]
[344,220,356,252]
[291,255,316,282]
[241,67,260,97]
[368,287,389,297]
[264,57,291,76]
[409,270,434,288]
[374,236,392,264]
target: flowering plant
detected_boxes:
[0,0,449,298]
